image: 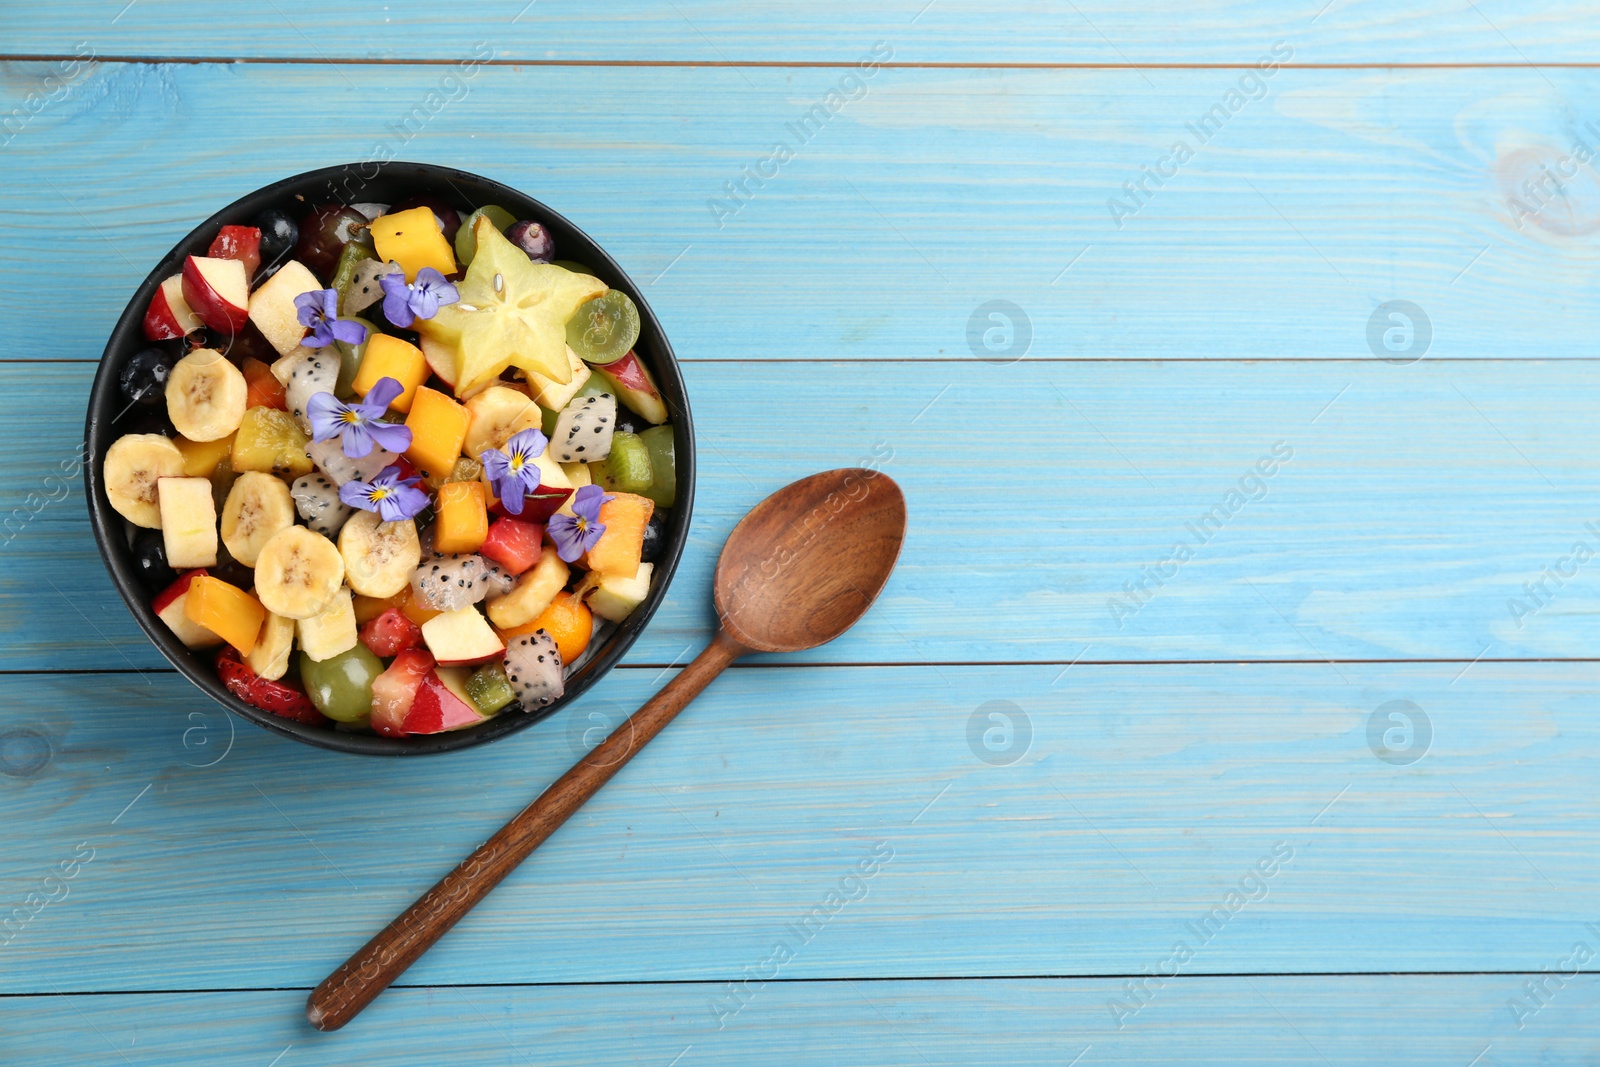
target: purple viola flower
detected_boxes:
[548,484,612,562]
[479,428,549,516]
[306,376,414,459]
[380,266,459,328]
[294,289,369,348]
[339,465,430,523]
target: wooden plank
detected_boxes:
[4,977,1595,1065]
[7,358,1600,670]
[5,1,1600,65]
[2,663,1595,992]
[3,62,1599,364]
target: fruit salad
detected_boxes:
[105,195,677,736]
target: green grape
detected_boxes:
[299,646,383,724]
[329,241,375,302]
[638,425,676,508]
[454,205,517,267]
[551,259,597,276]
[465,663,517,715]
[565,289,640,365]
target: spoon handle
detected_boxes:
[306,628,747,1031]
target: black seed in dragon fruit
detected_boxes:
[410,554,489,611]
[550,392,616,463]
[503,630,564,710]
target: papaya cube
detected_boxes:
[583,492,654,579]
[183,575,266,655]
[352,333,428,413]
[404,386,470,481]
[434,480,488,554]
[241,357,287,410]
[370,207,457,281]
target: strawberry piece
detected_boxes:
[359,608,423,658]
[491,485,570,523]
[208,225,262,282]
[214,647,327,725]
[479,516,543,575]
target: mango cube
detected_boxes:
[434,480,488,555]
[404,386,470,481]
[183,575,265,655]
[176,433,235,477]
[370,207,457,281]
[352,333,428,413]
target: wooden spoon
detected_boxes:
[307,468,906,1030]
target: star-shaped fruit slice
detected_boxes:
[433,216,607,394]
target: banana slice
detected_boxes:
[104,433,186,528]
[245,610,296,680]
[338,511,422,598]
[463,386,542,460]
[219,472,296,567]
[253,526,345,619]
[166,348,247,442]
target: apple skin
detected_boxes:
[402,670,485,734]
[182,255,250,336]
[143,274,203,340]
[591,349,668,425]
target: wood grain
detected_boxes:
[7,977,1598,1064]
[6,1,1600,65]
[7,360,1600,670]
[4,64,1600,364]
[2,662,1594,992]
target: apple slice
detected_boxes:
[402,668,486,734]
[143,274,204,340]
[182,255,250,336]
[152,570,225,649]
[586,562,654,623]
[248,260,322,355]
[420,606,505,666]
[418,335,458,390]
[370,648,434,737]
[590,350,668,425]
[157,476,218,569]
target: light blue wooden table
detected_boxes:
[4,3,1599,1062]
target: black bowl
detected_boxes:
[84,162,694,756]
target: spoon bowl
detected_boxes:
[715,468,906,652]
[308,469,906,1031]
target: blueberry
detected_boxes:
[505,220,555,263]
[130,528,176,591]
[639,509,668,564]
[254,207,298,270]
[612,405,649,436]
[210,547,254,591]
[120,347,179,408]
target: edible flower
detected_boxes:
[479,428,549,516]
[339,465,430,523]
[307,376,414,458]
[380,266,459,328]
[548,484,612,562]
[294,288,369,348]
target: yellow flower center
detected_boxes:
[340,409,362,425]
[368,487,391,502]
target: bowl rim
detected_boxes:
[83,161,694,756]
